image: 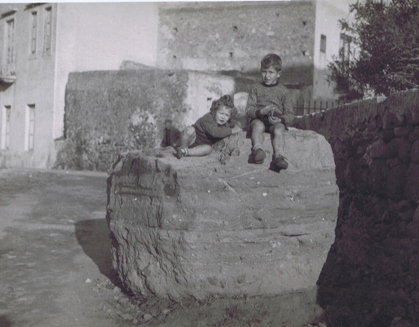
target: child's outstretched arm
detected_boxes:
[231,125,242,134]
[201,120,234,139]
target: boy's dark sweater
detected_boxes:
[245,82,295,126]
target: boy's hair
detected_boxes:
[260,53,282,72]
[209,95,238,119]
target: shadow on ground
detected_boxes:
[75,218,124,290]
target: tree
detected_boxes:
[328,0,419,100]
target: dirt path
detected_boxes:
[0,168,336,327]
[0,169,134,327]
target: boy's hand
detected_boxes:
[268,115,283,125]
[231,126,242,134]
[259,104,279,115]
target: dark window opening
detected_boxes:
[320,34,327,53]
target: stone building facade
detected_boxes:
[0,3,158,168]
[157,0,354,103]
[0,1,352,169]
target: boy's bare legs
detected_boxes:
[250,119,265,150]
[270,123,285,156]
[187,144,212,156]
[270,123,288,170]
[250,119,267,163]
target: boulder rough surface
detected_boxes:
[106,130,337,303]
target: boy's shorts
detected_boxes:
[251,117,289,132]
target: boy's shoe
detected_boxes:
[270,154,288,172]
[253,148,266,164]
[176,148,186,159]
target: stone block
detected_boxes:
[394,126,412,139]
[409,127,419,143]
[386,163,408,200]
[344,157,368,191]
[334,158,346,189]
[406,219,419,238]
[405,163,419,202]
[284,128,335,170]
[368,159,390,196]
[381,104,406,129]
[368,139,397,159]
[107,130,337,300]
[411,141,419,164]
[391,138,412,162]
[405,94,419,125]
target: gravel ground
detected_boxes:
[0,168,336,327]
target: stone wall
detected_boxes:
[293,90,419,326]
[157,1,315,86]
[54,70,185,171]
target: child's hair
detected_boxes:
[209,95,238,120]
[261,53,282,72]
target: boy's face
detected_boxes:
[215,105,232,125]
[260,65,281,86]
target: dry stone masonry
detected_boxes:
[294,90,419,327]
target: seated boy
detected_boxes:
[245,53,294,172]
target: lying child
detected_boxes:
[176,94,242,159]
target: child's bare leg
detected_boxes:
[250,119,265,151]
[176,126,196,159]
[180,126,196,149]
[250,119,267,163]
[186,144,212,157]
[270,123,288,170]
[270,123,285,156]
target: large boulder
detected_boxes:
[106,130,337,301]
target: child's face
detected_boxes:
[260,65,281,86]
[214,105,232,125]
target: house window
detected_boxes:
[31,11,38,54]
[340,34,352,71]
[25,105,35,151]
[320,34,327,53]
[44,7,52,53]
[1,106,11,150]
[5,18,15,68]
